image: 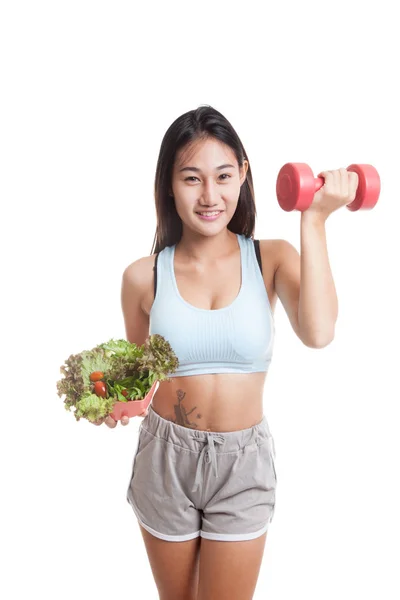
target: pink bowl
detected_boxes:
[109,380,160,421]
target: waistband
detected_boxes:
[143,404,273,451]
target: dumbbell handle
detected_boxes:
[314,177,325,193]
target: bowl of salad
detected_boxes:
[56,334,179,423]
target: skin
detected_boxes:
[95,136,248,429]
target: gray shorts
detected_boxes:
[126,404,277,542]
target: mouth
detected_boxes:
[195,210,224,221]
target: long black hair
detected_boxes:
[150,105,257,254]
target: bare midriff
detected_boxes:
[150,371,268,432]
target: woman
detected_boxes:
[95,105,358,600]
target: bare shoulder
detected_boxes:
[258,238,298,275]
[122,253,156,287]
[260,238,299,267]
[123,253,158,306]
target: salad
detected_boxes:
[56,334,178,423]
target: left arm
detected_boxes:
[272,167,358,348]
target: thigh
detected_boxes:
[139,524,201,600]
[197,532,268,600]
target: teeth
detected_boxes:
[198,211,220,216]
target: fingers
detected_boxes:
[337,167,358,202]
[104,415,118,428]
[318,168,358,203]
[339,167,348,197]
[92,409,147,427]
[348,171,359,201]
[318,170,333,186]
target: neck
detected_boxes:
[175,230,239,263]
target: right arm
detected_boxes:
[94,259,150,428]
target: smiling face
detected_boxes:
[171,136,248,234]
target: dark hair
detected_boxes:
[150,105,257,254]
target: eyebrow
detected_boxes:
[179,163,236,173]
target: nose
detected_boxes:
[201,181,221,205]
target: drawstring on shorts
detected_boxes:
[189,426,259,493]
[189,432,226,493]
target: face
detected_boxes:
[171,137,248,233]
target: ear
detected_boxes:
[240,160,249,186]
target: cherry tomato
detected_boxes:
[121,389,128,397]
[94,381,107,398]
[90,371,105,382]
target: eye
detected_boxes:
[185,174,232,182]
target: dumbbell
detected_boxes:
[276,163,381,212]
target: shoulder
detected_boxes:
[258,238,298,273]
[123,254,151,281]
[123,254,157,289]
[122,253,158,298]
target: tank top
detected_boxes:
[149,233,275,377]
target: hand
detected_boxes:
[91,406,149,428]
[308,167,359,220]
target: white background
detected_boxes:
[1,1,399,598]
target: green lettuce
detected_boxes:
[56,334,178,423]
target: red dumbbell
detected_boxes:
[276,163,381,212]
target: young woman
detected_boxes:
[95,105,358,600]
